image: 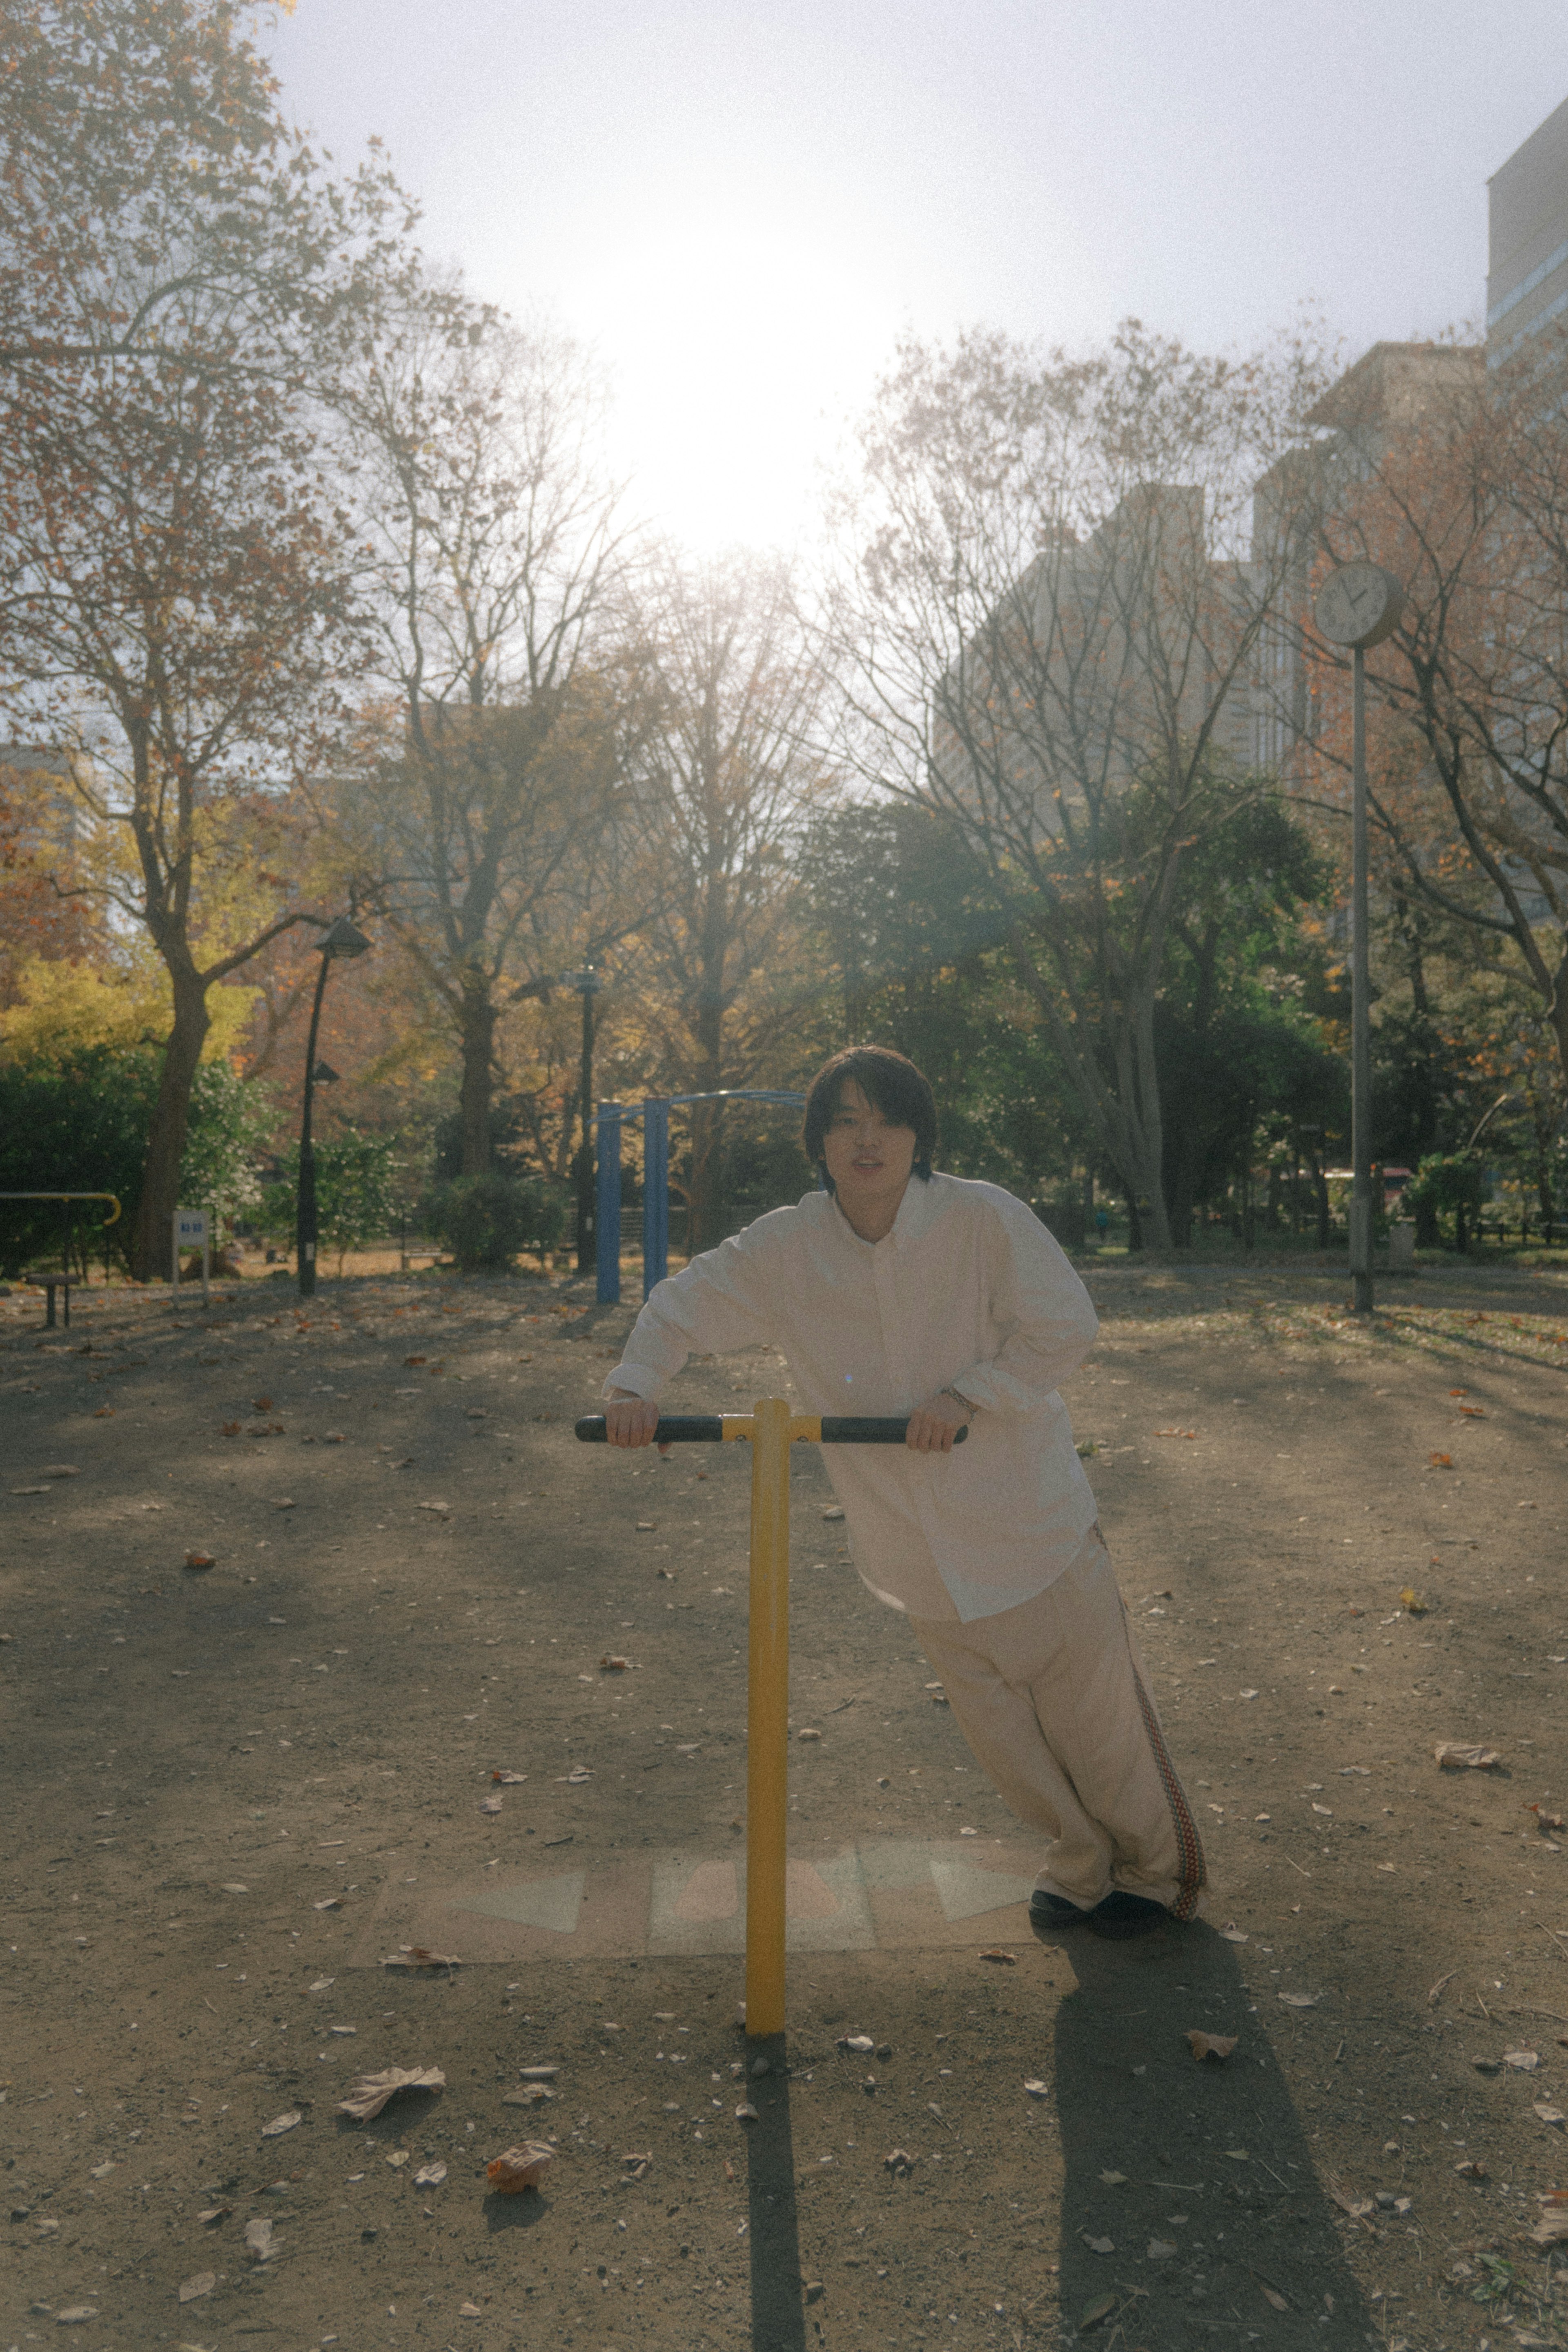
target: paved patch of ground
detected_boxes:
[3,1254,1568,2351]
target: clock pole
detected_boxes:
[1311,562,1404,1319]
[1350,644,1372,1315]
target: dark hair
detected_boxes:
[802,1047,938,1192]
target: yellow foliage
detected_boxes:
[0,951,255,1067]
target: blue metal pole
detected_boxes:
[596,1104,622,1306]
[642,1098,669,1298]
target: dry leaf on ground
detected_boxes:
[1435,1742,1501,1770]
[1277,1992,1319,2008]
[337,2066,446,2121]
[1083,2233,1115,2254]
[1186,2030,1238,2061]
[486,2142,553,2193]
[1330,2189,1373,2218]
[244,2217,277,2261]
[978,1948,1016,1964]
[1260,2284,1289,2311]
[1532,2208,1568,2245]
[479,1795,501,1816]
[492,1770,527,1784]
[1535,2103,1566,2125]
[1504,2049,1541,2071]
[413,2161,447,2186]
[1430,1453,1452,1467]
[1023,2079,1048,2098]
[178,2273,216,2303]
[1218,1924,1248,1943]
[1399,1587,1428,1615]
[836,2035,875,2053]
[600,1654,632,1671]
[503,2085,554,2107]
[384,1946,461,1969]
[1528,1804,1567,1831]
[883,2148,915,2174]
[259,2110,301,2137]
[184,1552,215,1570]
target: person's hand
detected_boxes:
[604,1390,669,1454]
[904,1391,971,1454]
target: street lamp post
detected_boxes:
[1312,563,1404,1316]
[296,916,372,1298]
[560,968,604,1274]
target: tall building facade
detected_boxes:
[1487,94,1568,369]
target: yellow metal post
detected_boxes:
[744,1396,791,2036]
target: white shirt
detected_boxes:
[603,1171,1100,1623]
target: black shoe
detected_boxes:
[1029,1889,1093,1928]
[1090,1891,1169,1940]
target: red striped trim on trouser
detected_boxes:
[1124,1631,1206,1920]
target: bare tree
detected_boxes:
[825,321,1330,1248]
[622,551,837,1248]
[334,273,634,1173]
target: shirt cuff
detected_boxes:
[601,1366,661,1402]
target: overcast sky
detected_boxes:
[262,0,1568,550]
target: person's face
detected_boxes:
[821,1078,918,1203]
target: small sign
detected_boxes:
[173,1207,211,1302]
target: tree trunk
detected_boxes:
[129,968,210,1281]
[459,973,497,1177]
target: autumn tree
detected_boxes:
[825,321,1331,1248]
[332,270,633,1176]
[0,0,401,1275]
[621,551,837,1248]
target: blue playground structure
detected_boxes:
[594,1090,808,1304]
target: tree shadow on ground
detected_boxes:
[744,2029,806,2352]
[1049,1917,1378,2348]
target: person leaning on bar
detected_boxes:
[601,1044,1204,1937]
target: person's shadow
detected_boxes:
[1049,1917,1376,2347]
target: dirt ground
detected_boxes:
[4,1251,1568,2352]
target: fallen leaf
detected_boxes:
[821,1505,844,1521]
[1154,1427,1196,1439]
[883,2148,915,2174]
[244,2216,277,2261]
[1429,1452,1452,1468]
[403,1355,426,1367]
[600,1654,632,1672]
[1080,2293,1118,2328]
[1098,2169,1128,2185]
[492,1770,527,1784]
[1330,2189,1373,2218]
[196,2205,230,2225]
[1147,2237,1178,2258]
[89,2160,115,2178]
[416,1500,449,1516]
[1435,1742,1501,1770]
[1277,1992,1319,2007]
[978,1949,1016,1964]
[1531,2209,1568,2245]
[383,1946,461,1969]
[479,1795,502,1816]
[1535,2103,1566,2126]
[517,2065,559,2081]
[837,2034,875,2053]
[312,1897,340,1913]
[184,1551,215,1570]
[413,2161,447,2185]
[272,1497,294,1511]
[1186,2030,1238,2061]
[795,1727,821,1741]
[336,2066,446,2121]
[252,1396,273,1413]
[1260,2284,1289,2311]
[1023,2080,1048,2098]
[220,1420,240,1437]
[1454,2157,1487,2178]
[1083,2233,1115,2254]
[503,2085,555,2107]
[1399,1587,1428,1615]
[459,2301,482,2317]
[259,2110,301,2137]
[1504,2049,1541,2071]
[1528,1804,1567,1832]
[735,2102,760,2120]
[1218,1924,1248,1943]
[54,2310,96,2327]
[1459,1403,1486,1417]
[93,1406,113,1418]
[385,2149,409,2167]
[486,2142,553,2193]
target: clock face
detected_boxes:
[1314,562,1403,649]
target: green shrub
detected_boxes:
[426,1172,567,1273]
[256,1128,401,1274]
[1405,1152,1488,1250]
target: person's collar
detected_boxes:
[831,1170,944,1248]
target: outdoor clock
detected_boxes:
[1313,562,1404,651]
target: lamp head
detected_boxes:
[316,916,372,960]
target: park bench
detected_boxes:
[24,1268,79,1329]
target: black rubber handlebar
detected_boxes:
[573,1414,967,1445]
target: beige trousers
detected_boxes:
[912,1532,1206,1918]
